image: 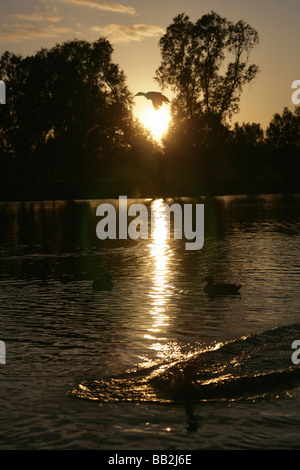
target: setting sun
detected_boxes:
[139,107,171,141]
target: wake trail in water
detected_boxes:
[68,323,300,403]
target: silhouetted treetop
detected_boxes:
[266,106,300,149]
[155,11,259,121]
[232,122,264,146]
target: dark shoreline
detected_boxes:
[1,177,299,202]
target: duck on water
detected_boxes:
[203,276,242,297]
[92,273,113,291]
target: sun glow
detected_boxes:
[139,107,171,141]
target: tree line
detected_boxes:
[0,37,159,198]
[157,12,300,194]
[0,11,299,199]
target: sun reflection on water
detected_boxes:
[146,199,173,346]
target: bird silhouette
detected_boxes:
[134,91,170,110]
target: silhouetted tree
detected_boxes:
[155,11,259,122]
[0,51,29,185]
[228,122,265,180]
[156,12,259,188]
[0,38,158,197]
[266,107,300,149]
[265,106,300,188]
[162,113,231,183]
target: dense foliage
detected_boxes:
[0,13,299,198]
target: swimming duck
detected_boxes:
[92,273,113,291]
[203,276,241,297]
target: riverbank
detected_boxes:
[1,175,299,201]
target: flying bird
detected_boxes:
[134,91,170,110]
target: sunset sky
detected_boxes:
[0,0,299,130]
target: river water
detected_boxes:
[1,194,300,450]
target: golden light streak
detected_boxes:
[145,199,172,348]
